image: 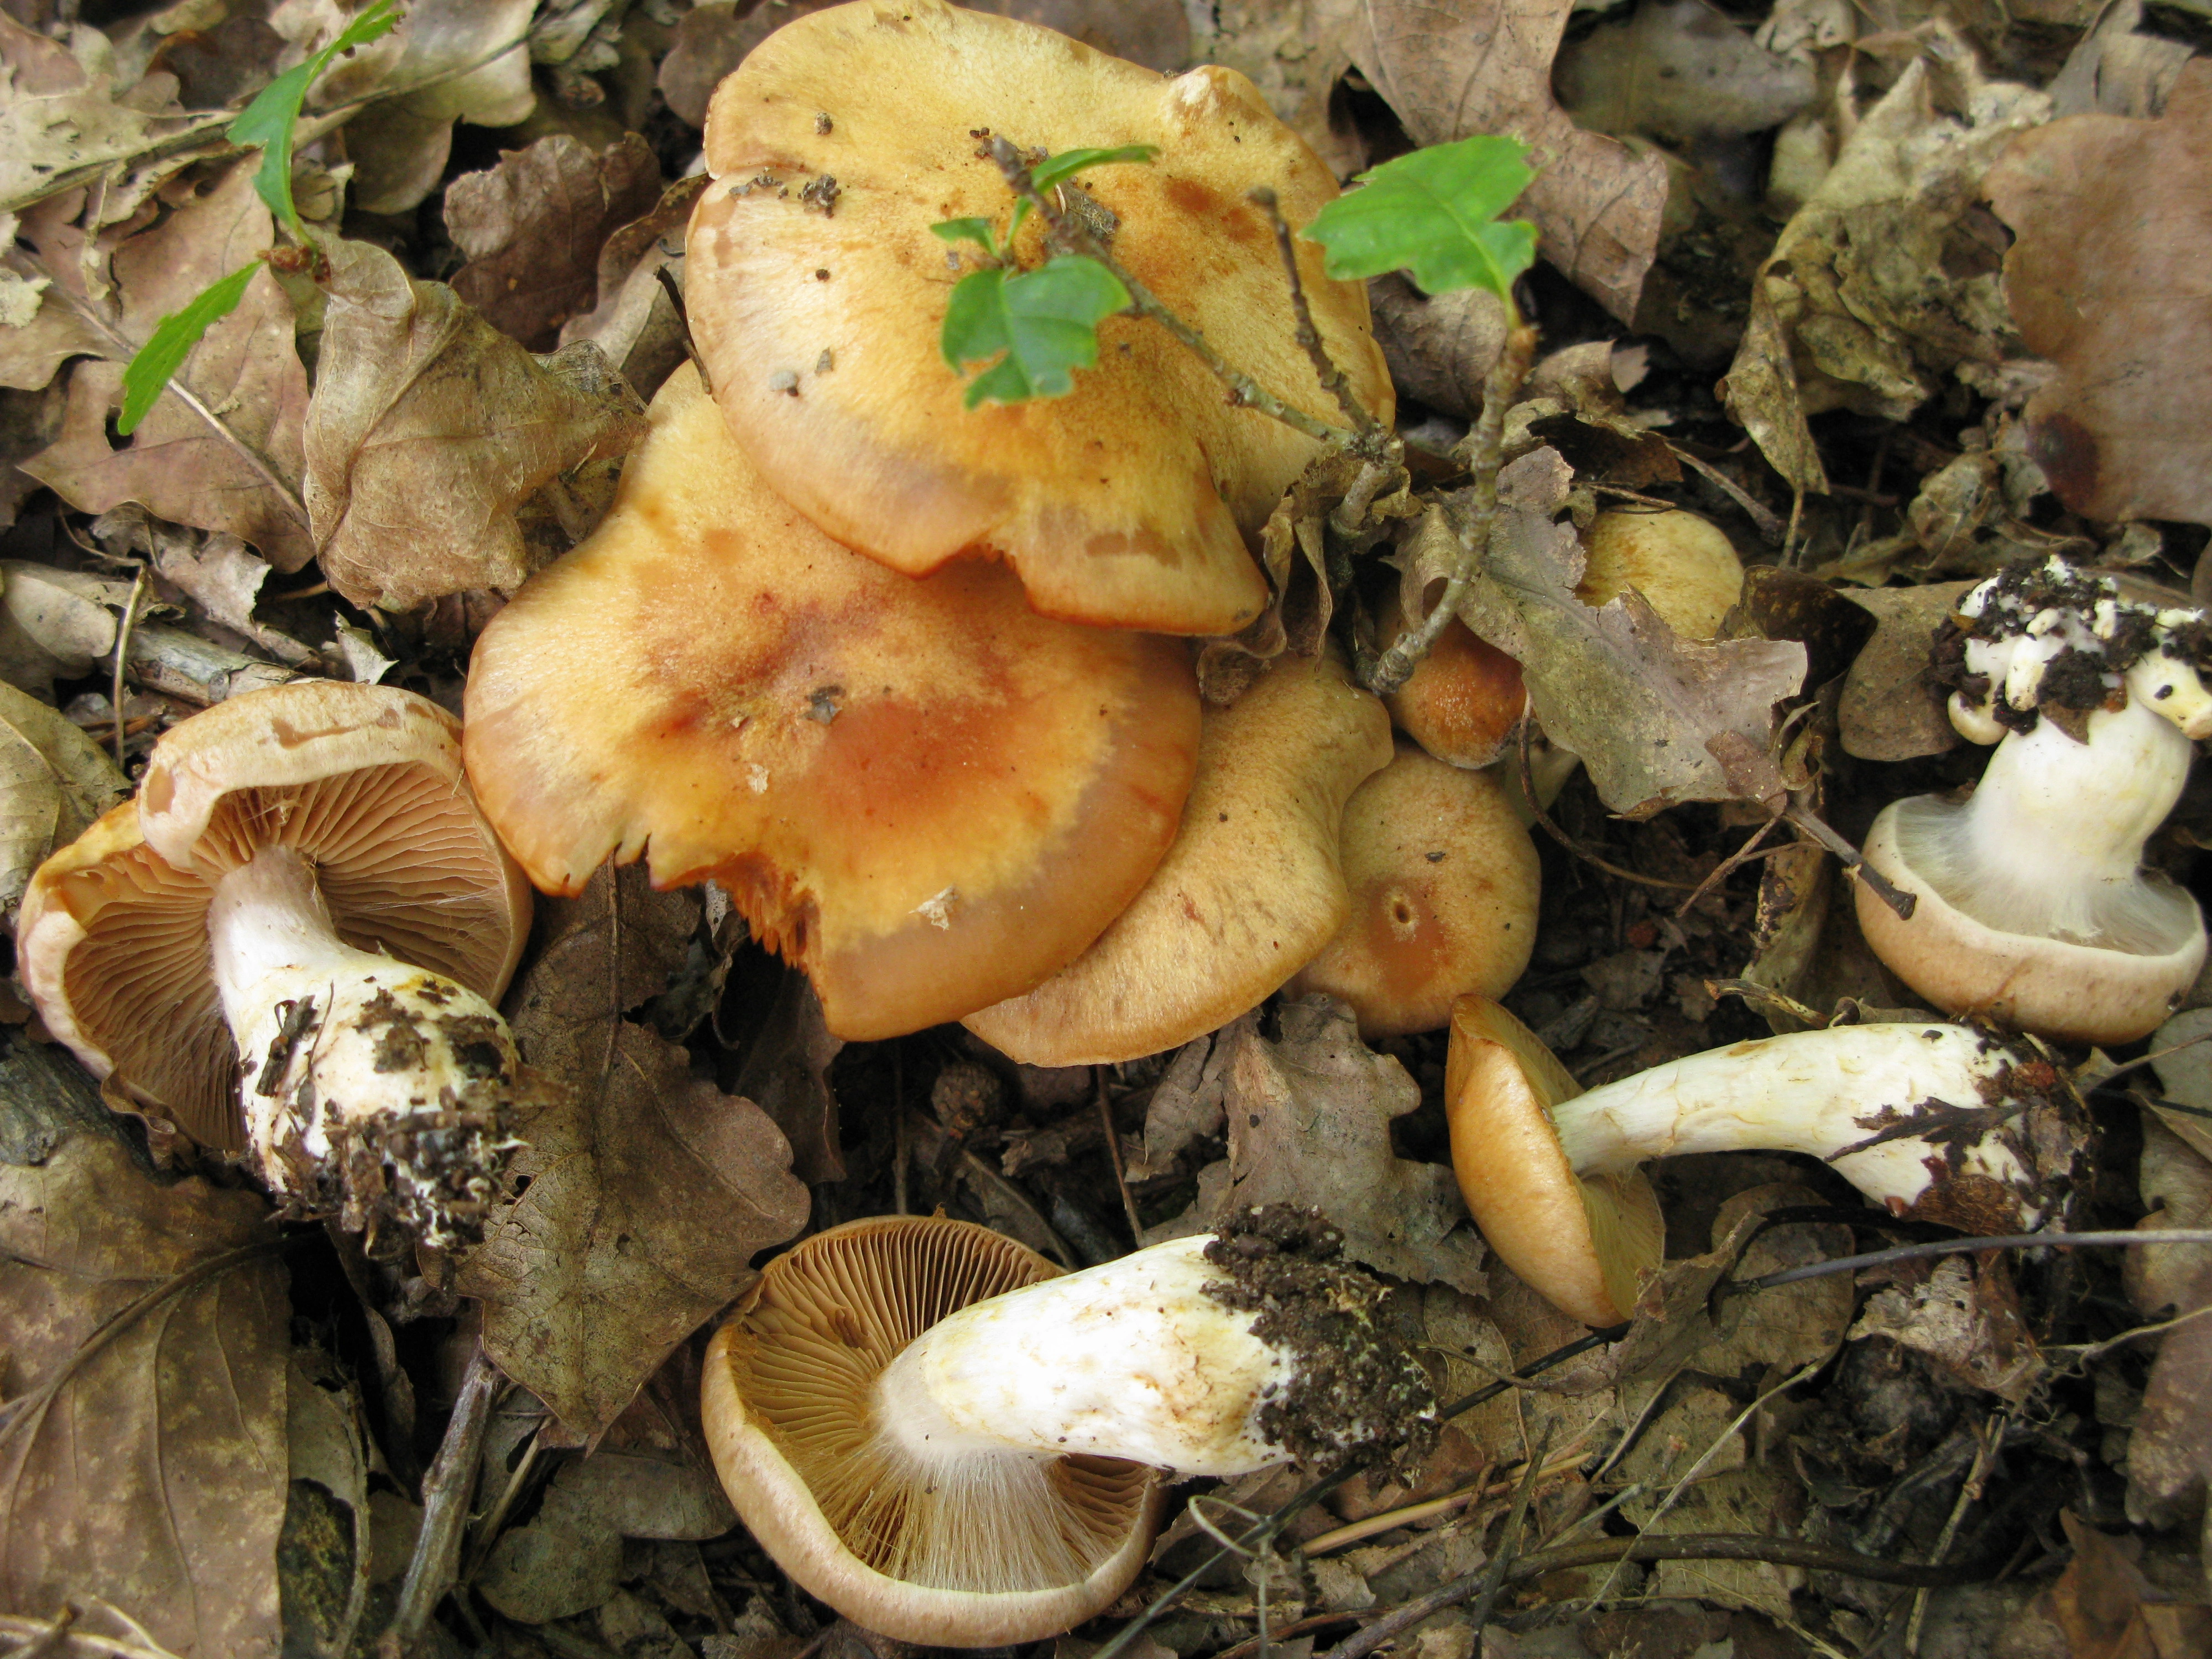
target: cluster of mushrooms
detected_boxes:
[11,0,2212,1646]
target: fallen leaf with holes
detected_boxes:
[1723,36,2048,494]
[20,161,312,569]
[1986,60,2212,526]
[0,14,207,213]
[1343,0,1671,321]
[0,1131,288,1657]
[2123,1117,2212,1552]
[447,134,662,352]
[0,680,127,920]
[1850,1255,2042,1403]
[461,868,808,1437]
[1145,999,1488,1294]
[301,236,649,611]
[1432,454,1804,817]
[2043,1510,2212,1659]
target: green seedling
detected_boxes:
[116,0,400,436]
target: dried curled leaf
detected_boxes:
[0,1131,289,1657]
[0,680,127,919]
[302,236,648,611]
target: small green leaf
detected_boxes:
[930,217,1001,258]
[229,0,401,234]
[940,255,1131,408]
[1030,144,1158,194]
[1302,135,1538,301]
[116,262,260,436]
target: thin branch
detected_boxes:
[1743,1229,2212,1292]
[1363,323,1536,695]
[1095,1066,1145,1250]
[1466,1429,1551,1658]
[380,1343,501,1654]
[110,567,147,770]
[1785,800,1916,920]
[1247,186,1380,440]
[983,138,1358,452]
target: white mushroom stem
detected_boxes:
[208,844,518,1244]
[1548,1023,2052,1224]
[872,1235,1293,1479]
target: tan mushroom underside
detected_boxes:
[19,685,530,1151]
[1287,743,1540,1038]
[686,0,1390,634]
[703,1216,1162,1645]
[1858,800,2206,1045]
[1444,995,1662,1328]
[964,651,1392,1065]
[464,366,1200,1041]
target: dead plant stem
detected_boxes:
[1785,799,1917,921]
[381,1343,501,1654]
[1249,186,1383,441]
[111,566,147,769]
[1095,1066,1144,1249]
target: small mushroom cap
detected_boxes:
[18,682,531,1150]
[684,0,1391,634]
[702,1214,1163,1646]
[463,366,1200,1041]
[1286,743,1540,1038]
[1858,797,2205,1045]
[1576,509,1744,640]
[963,651,1392,1066]
[1376,588,1528,769]
[1444,995,1663,1327]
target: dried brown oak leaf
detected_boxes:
[459,868,808,1438]
[302,236,648,612]
[1344,0,1670,322]
[1145,998,1488,1295]
[20,161,312,570]
[447,133,662,352]
[0,14,211,215]
[2043,1510,2212,1659]
[0,680,127,921]
[560,174,711,403]
[2124,1116,2212,1566]
[1986,60,2212,527]
[0,1132,288,1658]
[1432,451,1804,817]
[1722,33,2047,495]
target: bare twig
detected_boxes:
[1248,186,1381,440]
[1514,719,1702,893]
[983,138,1359,453]
[1466,1430,1551,1658]
[1744,1229,2212,1292]
[1906,1413,2004,1657]
[1785,800,1917,921]
[380,1344,502,1655]
[110,567,147,770]
[1363,323,1537,695]
[1095,1066,1145,1249]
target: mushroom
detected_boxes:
[1574,508,1745,639]
[18,681,532,1245]
[703,1206,1433,1644]
[1856,556,2212,1044]
[1446,994,2079,1326]
[962,650,1391,1065]
[463,363,1199,1041]
[683,0,1391,634]
[1373,586,1528,769]
[1285,742,1541,1037]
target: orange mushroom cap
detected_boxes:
[683,0,1391,634]
[1375,588,1528,770]
[463,366,1200,1041]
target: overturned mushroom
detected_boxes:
[1446,995,2080,1326]
[703,1207,1432,1644]
[684,0,1391,633]
[1858,556,2211,1044]
[464,364,1199,1040]
[963,651,1391,1065]
[18,681,532,1245]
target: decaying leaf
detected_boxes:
[460,867,808,1437]
[301,236,649,611]
[1850,1255,2042,1402]
[1556,0,1815,142]
[728,970,845,1187]
[2043,1510,2212,1659]
[0,15,212,215]
[1343,0,1671,321]
[1986,60,2212,528]
[0,680,127,919]
[0,1131,289,1658]
[20,161,313,569]
[447,133,663,352]
[0,559,133,693]
[1439,453,1805,817]
[1722,31,2048,495]
[559,173,710,402]
[1836,580,1973,760]
[1145,998,1488,1295]
[2124,1117,2212,1561]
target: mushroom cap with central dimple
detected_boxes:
[462,365,1201,1041]
[683,0,1391,634]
